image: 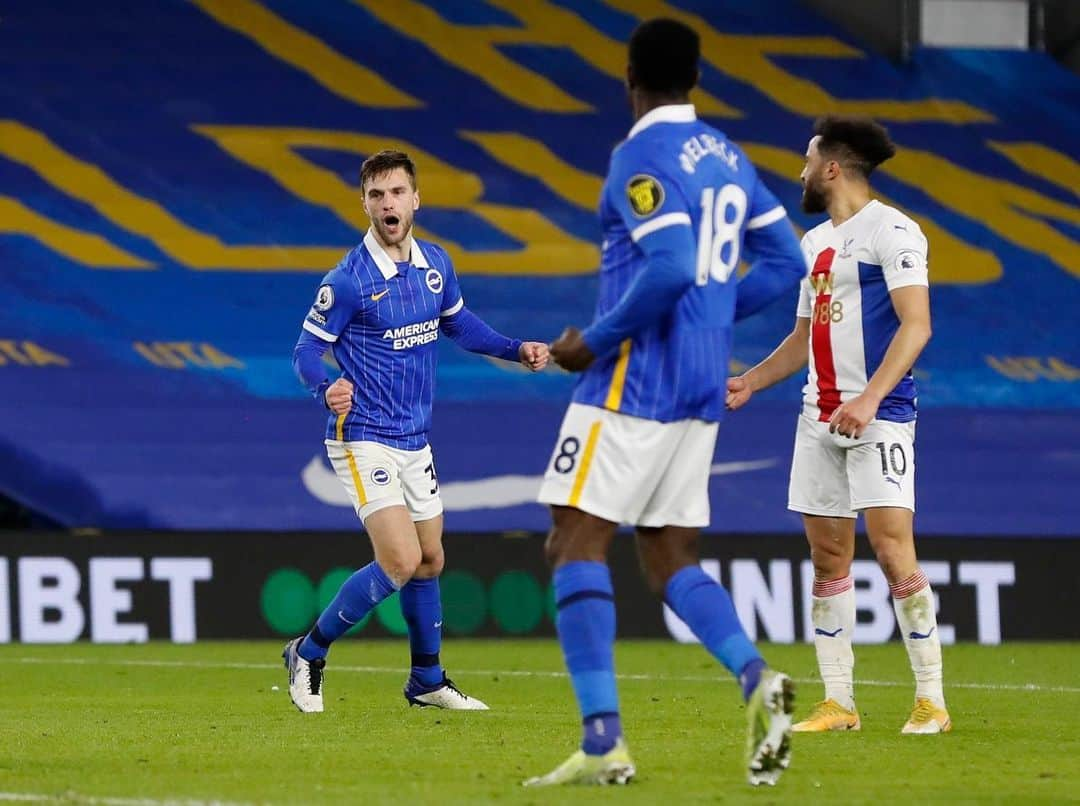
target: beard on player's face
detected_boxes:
[370,207,413,246]
[801,175,829,214]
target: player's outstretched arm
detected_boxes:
[575,226,697,366]
[440,305,548,372]
[553,226,697,373]
[726,316,810,411]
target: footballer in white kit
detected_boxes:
[727,116,950,737]
[790,197,926,517]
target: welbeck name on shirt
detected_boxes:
[384,317,439,350]
[678,133,738,174]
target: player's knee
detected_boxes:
[415,546,445,578]
[809,541,850,578]
[640,563,669,596]
[381,545,422,586]
[872,540,913,582]
[544,526,609,567]
[635,541,665,595]
[867,519,916,582]
[544,507,617,567]
[875,552,905,582]
[636,530,696,596]
[543,527,568,567]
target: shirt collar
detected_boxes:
[363,228,430,280]
[627,104,696,140]
[832,199,880,232]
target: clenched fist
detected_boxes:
[519,341,550,372]
[324,378,354,415]
[550,327,595,372]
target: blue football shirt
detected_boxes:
[574,104,797,423]
[302,230,463,450]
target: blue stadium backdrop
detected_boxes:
[0,0,1077,534]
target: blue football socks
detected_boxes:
[298,561,397,661]
[665,564,765,701]
[582,712,623,756]
[400,575,444,688]
[554,561,621,755]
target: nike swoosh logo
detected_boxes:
[433,621,443,629]
[371,289,390,301]
[909,627,935,640]
[301,455,780,510]
[337,610,357,625]
[814,627,843,637]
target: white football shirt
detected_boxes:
[797,200,929,423]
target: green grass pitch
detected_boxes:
[1,641,1077,804]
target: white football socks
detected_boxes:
[811,575,856,711]
[891,568,946,708]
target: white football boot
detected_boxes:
[282,637,325,713]
[404,674,489,710]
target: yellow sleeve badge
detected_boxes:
[626,174,664,218]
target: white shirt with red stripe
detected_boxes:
[796,199,929,424]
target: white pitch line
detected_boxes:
[11,656,1080,694]
[0,793,251,806]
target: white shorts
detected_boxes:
[325,439,443,523]
[536,403,718,528]
[787,414,916,518]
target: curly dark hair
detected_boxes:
[813,115,896,178]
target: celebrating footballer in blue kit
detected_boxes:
[526,19,809,788]
[286,150,548,714]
